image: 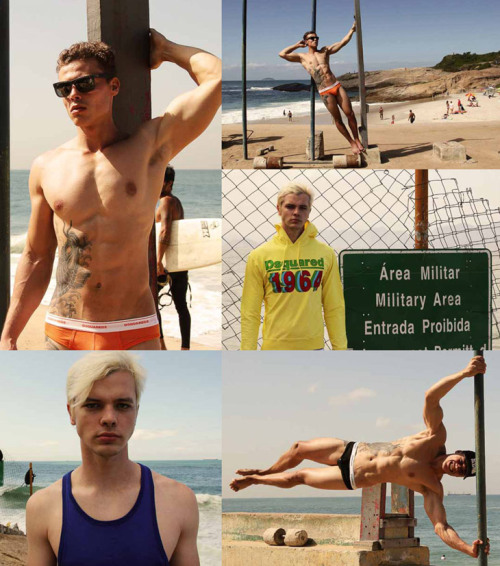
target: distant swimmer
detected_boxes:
[156,165,191,351]
[231,356,490,559]
[279,21,364,155]
[0,30,221,351]
[26,352,200,564]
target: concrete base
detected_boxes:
[363,145,382,166]
[306,131,325,160]
[223,513,430,566]
[433,141,467,162]
[223,540,430,566]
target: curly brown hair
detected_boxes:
[56,41,117,76]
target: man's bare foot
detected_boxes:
[354,139,365,153]
[349,140,362,155]
[230,477,255,492]
[236,468,263,476]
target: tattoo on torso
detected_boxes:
[50,222,92,318]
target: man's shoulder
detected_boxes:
[26,479,63,515]
[152,472,197,514]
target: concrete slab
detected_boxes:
[363,145,382,166]
[433,141,467,162]
[306,131,325,160]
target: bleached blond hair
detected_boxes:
[66,352,146,412]
[277,182,314,208]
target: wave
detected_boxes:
[196,493,221,510]
[248,87,273,91]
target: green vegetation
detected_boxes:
[434,51,500,72]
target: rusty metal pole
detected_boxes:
[242,0,248,160]
[414,170,428,250]
[354,0,368,149]
[0,0,10,331]
[310,0,317,161]
[29,462,33,496]
[86,0,157,305]
[474,348,488,566]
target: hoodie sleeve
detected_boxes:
[322,249,348,350]
[240,251,265,350]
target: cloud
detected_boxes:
[133,429,178,441]
[329,387,376,406]
[308,383,319,394]
[376,417,391,428]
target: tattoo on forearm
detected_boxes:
[50,222,92,318]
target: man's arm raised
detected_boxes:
[0,158,57,350]
[279,41,305,62]
[423,489,489,558]
[149,29,221,162]
[326,21,356,54]
[423,356,486,432]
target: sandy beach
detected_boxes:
[222,94,500,169]
[0,533,27,565]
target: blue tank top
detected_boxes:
[58,464,169,566]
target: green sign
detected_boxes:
[340,250,491,350]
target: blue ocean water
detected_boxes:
[223,495,500,566]
[222,79,359,124]
[1,459,221,565]
[10,168,221,238]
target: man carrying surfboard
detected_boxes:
[156,166,191,350]
[240,182,347,350]
[0,30,221,350]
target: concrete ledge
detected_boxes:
[223,512,360,543]
[223,540,430,566]
[363,145,382,166]
[433,141,467,162]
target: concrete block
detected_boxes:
[363,145,382,166]
[332,155,362,168]
[306,131,325,160]
[433,141,466,162]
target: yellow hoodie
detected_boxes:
[240,222,347,350]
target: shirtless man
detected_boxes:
[26,352,199,565]
[279,22,364,155]
[156,165,191,351]
[230,356,489,559]
[0,29,221,351]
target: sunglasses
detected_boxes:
[53,73,112,98]
[307,36,319,41]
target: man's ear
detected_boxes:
[67,404,76,426]
[110,77,120,95]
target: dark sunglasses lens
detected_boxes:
[54,83,70,98]
[75,76,95,93]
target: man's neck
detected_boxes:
[75,119,123,153]
[77,446,138,489]
[282,224,305,243]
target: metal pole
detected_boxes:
[310,0,317,161]
[0,0,10,331]
[353,0,368,149]
[474,348,488,566]
[29,462,33,497]
[414,170,428,250]
[242,0,248,160]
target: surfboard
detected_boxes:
[156,218,222,272]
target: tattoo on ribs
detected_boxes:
[361,441,401,456]
[50,222,92,318]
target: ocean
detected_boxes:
[9,169,222,346]
[222,79,359,124]
[223,495,499,565]
[0,459,221,565]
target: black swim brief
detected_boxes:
[337,441,359,490]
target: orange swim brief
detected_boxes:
[45,313,160,350]
[319,81,342,97]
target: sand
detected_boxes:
[0,534,27,565]
[222,94,500,169]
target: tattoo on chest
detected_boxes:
[50,222,92,318]
[362,441,401,456]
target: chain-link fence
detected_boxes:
[222,169,500,350]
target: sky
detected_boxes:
[0,351,221,461]
[222,0,500,80]
[223,350,500,498]
[9,0,221,169]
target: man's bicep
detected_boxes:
[423,490,447,527]
[423,394,444,433]
[26,497,57,566]
[169,491,200,566]
[27,168,57,257]
[281,53,301,62]
[156,77,221,162]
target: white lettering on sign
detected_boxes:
[364,320,415,335]
[379,263,411,281]
[422,318,471,333]
[433,293,461,307]
[376,293,426,310]
[421,265,460,280]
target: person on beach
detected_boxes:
[408,109,416,124]
[26,352,200,565]
[391,114,395,125]
[288,110,293,122]
[240,182,347,351]
[446,100,449,115]
[279,22,365,156]
[379,106,383,120]
[230,356,490,559]
[156,165,191,351]
[0,31,221,351]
